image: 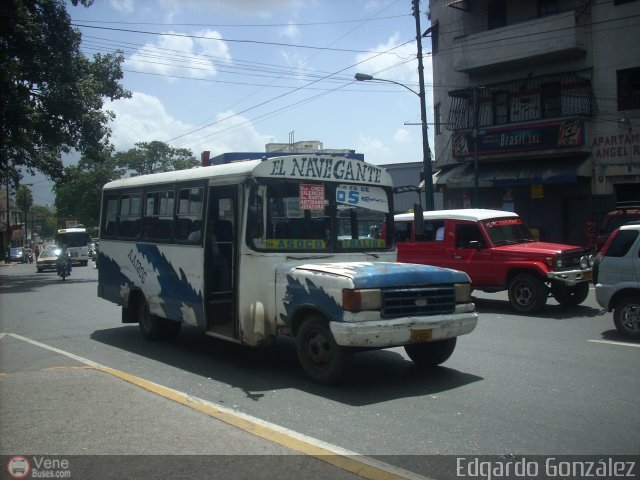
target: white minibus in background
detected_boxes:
[97,155,477,384]
[55,227,90,266]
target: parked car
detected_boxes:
[393,209,594,314]
[594,222,640,339]
[595,203,640,251]
[6,247,26,263]
[36,249,61,273]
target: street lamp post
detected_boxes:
[355,73,434,211]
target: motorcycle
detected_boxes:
[56,251,72,281]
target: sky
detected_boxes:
[29,0,435,205]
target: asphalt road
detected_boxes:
[1,261,638,479]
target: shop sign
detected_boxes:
[452,118,584,157]
[591,132,640,160]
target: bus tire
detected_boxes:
[159,319,182,339]
[296,314,352,385]
[404,337,456,367]
[138,299,161,340]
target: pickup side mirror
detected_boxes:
[414,205,424,237]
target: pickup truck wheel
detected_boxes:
[296,314,352,384]
[551,282,589,306]
[404,338,456,367]
[613,296,640,339]
[508,273,547,314]
[138,298,161,340]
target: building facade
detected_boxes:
[429,0,639,246]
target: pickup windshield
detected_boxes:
[483,218,536,246]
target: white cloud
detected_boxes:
[105,93,274,157]
[156,0,303,17]
[394,128,411,143]
[108,0,134,13]
[354,33,433,88]
[193,110,275,156]
[105,92,194,151]
[278,22,300,41]
[125,30,231,82]
[356,135,393,163]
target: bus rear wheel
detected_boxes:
[138,299,181,340]
[296,314,351,385]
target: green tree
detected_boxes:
[31,205,56,240]
[15,185,34,219]
[55,154,122,228]
[0,0,131,189]
[115,141,198,176]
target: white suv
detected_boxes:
[594,222,640,339]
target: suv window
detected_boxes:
[605,230,639,257]
[455,224,485,248]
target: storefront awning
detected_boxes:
[435,158,591,188]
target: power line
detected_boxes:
[71,23,406,55]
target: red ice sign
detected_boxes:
[299,184,325,210]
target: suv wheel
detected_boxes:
[551,282,589,306]
[508,273,547,314]
[613,296,640,339]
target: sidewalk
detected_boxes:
[0,333,412,480]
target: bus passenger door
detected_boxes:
[206,185,238,338]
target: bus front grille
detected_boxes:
[381,286,456,318]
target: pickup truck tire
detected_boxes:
[508,273,547,313]
[551,281,589,306]
[613,296,640,339]
[404,337,456,367]
[296,314,352,384]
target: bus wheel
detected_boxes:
[404,338,456,367]
[138,299,161,340]
[160,319,182,339]
[296,314,352,385]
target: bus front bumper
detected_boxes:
[329,308,478,348]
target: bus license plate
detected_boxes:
[410,329,432,341]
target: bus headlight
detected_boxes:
[454,283,472,303]
[342,289,382,312]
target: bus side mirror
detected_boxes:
[414,205,424,237]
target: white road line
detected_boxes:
[2,332,428,480]
[588,339,640,348]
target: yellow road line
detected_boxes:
[93,365,421,480]
[5,332,426,480]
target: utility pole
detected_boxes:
[412,0,434,211]
[5,170,10,251]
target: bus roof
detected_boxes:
[103,155,393,191]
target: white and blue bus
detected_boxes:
[97,155,477,383]
[55,227,90,266]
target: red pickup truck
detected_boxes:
[393,209,594,313]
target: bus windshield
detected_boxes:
[247,180,391,251]
[56,230,88,248]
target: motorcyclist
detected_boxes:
[56,247,72,278]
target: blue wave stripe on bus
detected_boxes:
[136,244,204,327]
